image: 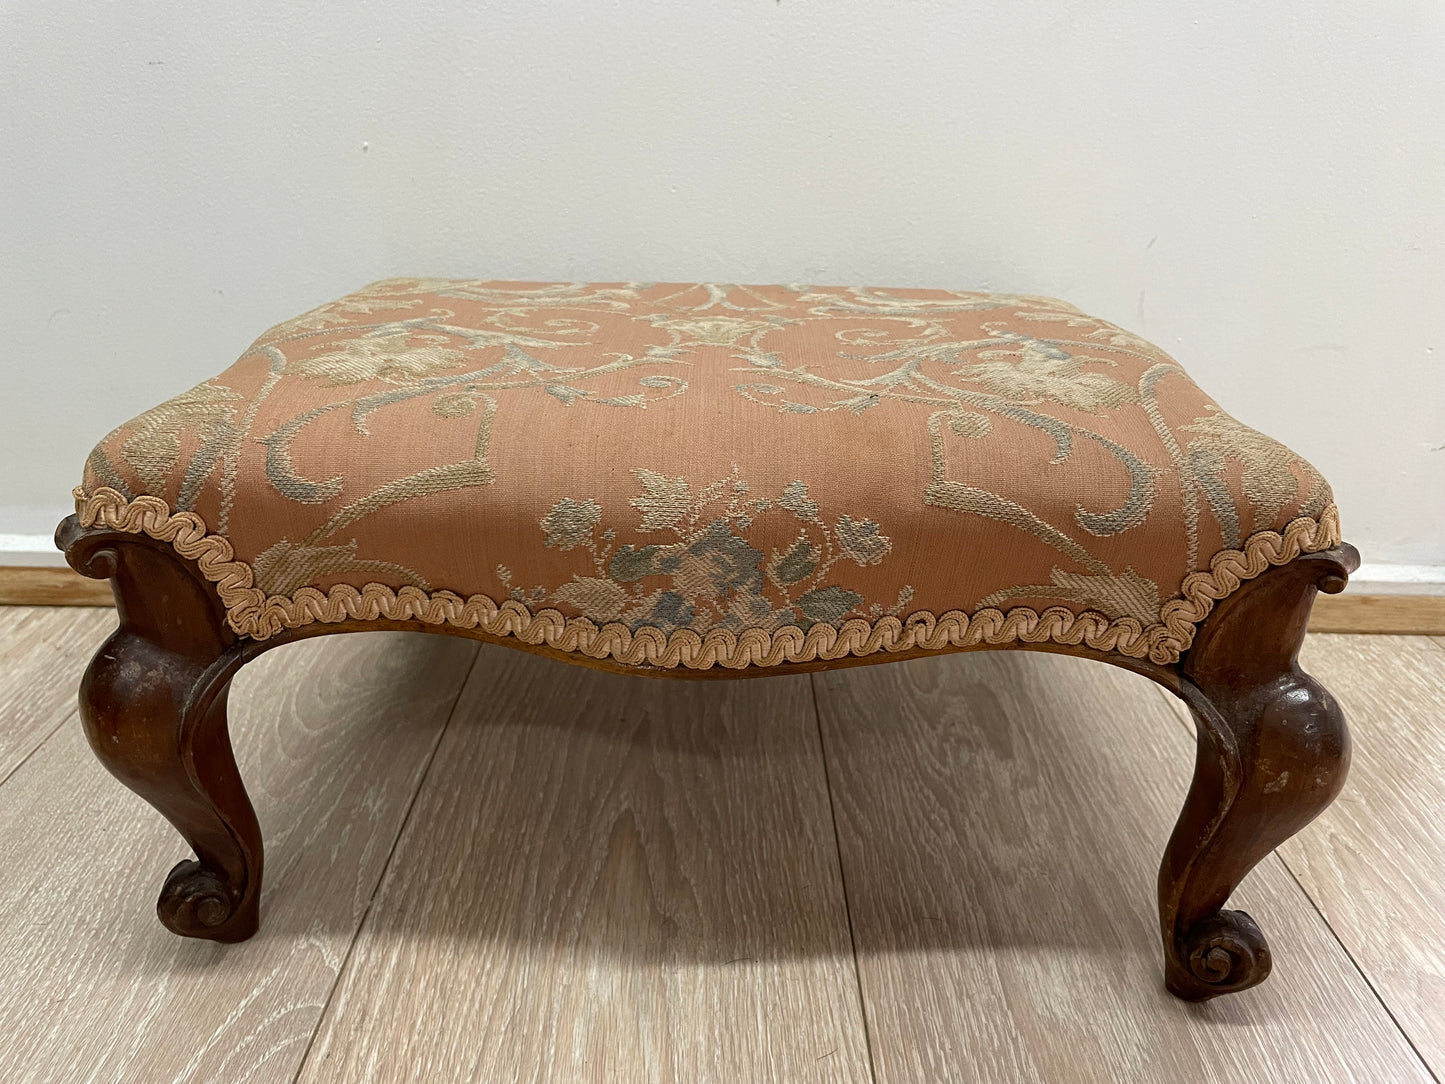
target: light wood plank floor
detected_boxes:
[0,606,1441,1083]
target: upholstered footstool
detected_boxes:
[58,280,1355,1001]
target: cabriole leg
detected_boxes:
[1159,544,1358,1000]
[59,517,262,942]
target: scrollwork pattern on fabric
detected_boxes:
[72,487,1340,666]
[77,279,1341,668]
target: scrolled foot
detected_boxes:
[1158,544,1357,1000]
[158,859,259,942]
[1165,909,1272,1001]
[62,518,264,943]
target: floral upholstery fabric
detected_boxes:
[76,280,1340,669]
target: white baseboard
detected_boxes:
[0,504,77,567]
[0,533,67,567]
[1350,563,1445,596]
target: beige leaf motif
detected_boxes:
[957,353,1138,414]
[651,316,780,346]
[552,577,630,622]
[1011,311,1160,352]
[629,469,690,532]
[433,393,477,418]
[1047,568,1161,625]
[1182,407,1309,528]
[252,538,429,596]
[980,567,1161,626]
[834,515,891,566]
[291,333,465,385]
[777,480,819,521]
[540,497,602,550]
[255,295,427,343]
[947,411,993,439]
[1087,326,1158,351]
[120,381,242,494]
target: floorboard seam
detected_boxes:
[808,672,881,1084]
[1149,681,1198,748]
[1161,641,1440,1082]
[0,709,79,792]
[1274,853,1442,1084]
[0,610,115,791]
[288,642,485,1084]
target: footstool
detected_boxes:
[58,280,1356,1001]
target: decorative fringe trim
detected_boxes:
[72,486,1341,669]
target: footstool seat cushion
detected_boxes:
[76,279,1341,669]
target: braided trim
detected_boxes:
[71,486,1340,669]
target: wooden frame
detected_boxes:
[56,513,1359,1001]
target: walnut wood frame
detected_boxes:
[56,513,1358,1001]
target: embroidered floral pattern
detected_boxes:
[500,470,913,636]
[76,280,1341,668]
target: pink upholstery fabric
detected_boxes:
[77,280,1339,668]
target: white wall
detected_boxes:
[3,1,1442,573]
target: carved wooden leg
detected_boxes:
[1159,543,1359,1000]
[58,516,262,942]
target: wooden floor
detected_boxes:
[0,608,1441,1083]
